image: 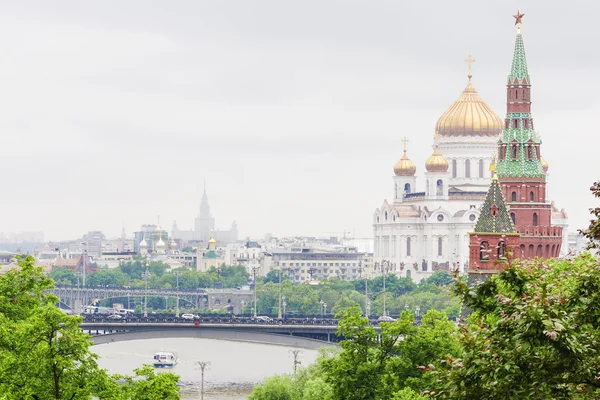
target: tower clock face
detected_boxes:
[437,214,444,222]
[469,214,476,221]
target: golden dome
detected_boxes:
[540,156,548,173]
[425,133,449,172]
[435,79,503,137]
[393,137,416,176]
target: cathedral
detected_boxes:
[373,13,568,282]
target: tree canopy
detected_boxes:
[0,255,181,399]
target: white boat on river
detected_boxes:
[153,351,178,368]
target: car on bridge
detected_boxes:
[255,316,273,323]
[107,314,123,320]
[180,313,197,321]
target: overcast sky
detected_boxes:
[0,0,598,242]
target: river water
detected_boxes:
[92,338,319,399]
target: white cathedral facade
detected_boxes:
[374,73,517,282]
[373,69,568,282]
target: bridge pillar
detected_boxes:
[327,333,330,342]
[73,298,82,315]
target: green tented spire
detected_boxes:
[509,33,530,84]
[474,176,516,234]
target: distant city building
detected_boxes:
[172,185,238,244]
[270,247,369,283]
[83,231,105,258]
[134,222,171,255]
[196,231,225,272]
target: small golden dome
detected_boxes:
[426,133,449,172]
[394,152,416,176]
[435,79,503,137]
[425,149,449,172]
[393,137,416,176]
[540,156,548,173]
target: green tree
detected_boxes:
[248,374,297,400]
[48,266,77,285]
[436,254,600,399]
[319,306,458,400]
[0,255,181,399]
[420,270,453,287]
[580,181,600,249]
[86,268,130,287]
[115,365,180,400]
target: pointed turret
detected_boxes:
[467,162,520,277]
[474,169,516,234]
[497,12,544,180]
[509,29,530,85]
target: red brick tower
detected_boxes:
[495,11,563,260]
[468,166,520,281]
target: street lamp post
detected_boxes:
[196,361,211,400]
[144,259,149,318]
[278,268,282,319]
[290,350,302,375]
[252,266,259,318]
[365,277,369,318]
[175,271,180,318]
[382,260,388,317]
[320,300,324,316]
[323,302,327,316]
[283,301,287,318]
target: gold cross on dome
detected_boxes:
[464,54,476,80]
[401,137,409,152]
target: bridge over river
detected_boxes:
[81,318,352,349]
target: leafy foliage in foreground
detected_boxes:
[251,253,600,400]
[0,255,180,399]
[249,307,458,400]
[435,254,600,399]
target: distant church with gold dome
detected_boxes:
[373,45,568,281]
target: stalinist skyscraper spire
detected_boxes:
[195,182,215,242]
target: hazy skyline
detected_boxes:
[0,1,598,241]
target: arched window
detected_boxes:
[528,244,534,258]
[513,120,518,129]
[530,191,535,202]
[406,269,411,279]
[537,245,543,257]
[520,244,526,258]
[452,159,457,178]
[511,212,516,224]
[406,237,411,256]
[498,240,506,259]
[480,241,489,261]
[436,179,443,196]
[533,213,538,226]
[515,90,518,99]
[465,159,471,178]
[404,183,411,193]
[512,144,518,159]
[511,191,517,201]
[438,237,443,256]
[384,211,388,221]
[479,159,484,178]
